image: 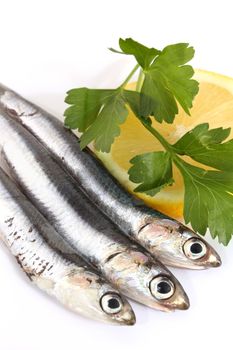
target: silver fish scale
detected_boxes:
[0,169,84,280]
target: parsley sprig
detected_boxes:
[64,38,233,245]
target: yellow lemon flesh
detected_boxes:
[95,70,233,219]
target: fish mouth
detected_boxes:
[174,295,190,310]
[116,309,136,326]
[123,313,136,326]
[147,292,190,312]
[165,286,190,311]
[205,250,222,268]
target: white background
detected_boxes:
[0,1,232,349]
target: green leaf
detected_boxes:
[122,89,142,116]
[176,161,233,245]
[80,92,129,152]
[128,151,174,196]
[64,86,141,152]
[140,43,199,122]
[174,123,233,171]
[112,39,199,122]
[118,38,160,69]
[64,88,113,131]
[141,73,178,122]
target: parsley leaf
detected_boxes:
[128,151,174,196]
[65,87,140,152]
[118,38,199,123]
[64,88,113,131]
[141,43,199,122]
[176,161,233,245]
[118,38,160,69]
[79,91,128,152]
[173,123,233,171]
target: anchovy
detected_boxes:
[0,85,221,269]
[0,109,189,311]
[0,167,135,325]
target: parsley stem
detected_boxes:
[139,117,190,186]
[120,64,140,88]
[136,69,144,92]
[140,118,191,177]
[139,118,173,152]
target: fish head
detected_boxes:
[138,218,221,269]
[52,268,136,325]
[103,249,189,311]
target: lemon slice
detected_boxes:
[95,69,233,219]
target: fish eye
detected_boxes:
[149,276,175,300]
[100,293,123,314]
[183,238,207,260]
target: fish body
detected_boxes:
[0,167,135,325]
[0,110,189,311]
[0,85,221,269]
